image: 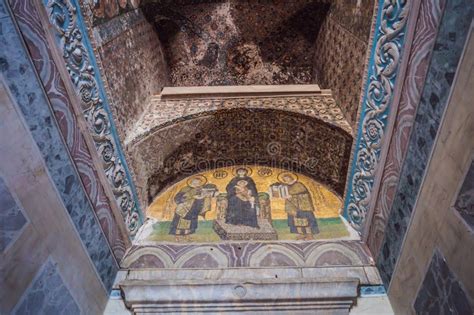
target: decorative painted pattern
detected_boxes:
[9,0,128,261]
[43,0,143,235]
[121,241,372,269]
[377,0,474,286]
[313,15,370,127]
[93,9,168,141]
[13,259,80,314]
[127,108,353,208]
[125,94,352,146]
[0,0,117,290]
[414,250,473,314]
[90,0,140,26]
[367,0,446,256]
[0,176,27,253]
[140,1,326,87]
[343,0,410,232]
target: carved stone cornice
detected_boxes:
[343,0,410,233]
[120,269,360,314]
[43,0,143,235]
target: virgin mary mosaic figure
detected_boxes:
[225,167,260,228]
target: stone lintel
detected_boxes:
[120,277,359,314]
[160,84,327,100]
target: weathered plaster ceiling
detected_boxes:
[141,0,331,86]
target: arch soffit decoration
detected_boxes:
[125,108,353,206]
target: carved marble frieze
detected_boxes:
[367,0,446,256]
[343,0,410,233]
[43,0,143,235]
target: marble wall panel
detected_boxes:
[13,259,80,315]
[367,0,446,257]
[454,159,474,229]
[121,241,372,269]
[414,250,472,314]
[8,0,129,261]
[1,69,107,313]
[385,26,474,313]
[0,176,27,253]
[0,0,118,290]
[377,0,474,287]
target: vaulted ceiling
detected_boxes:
[141,0,330,86]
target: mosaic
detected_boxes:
[140,0,329,86]
[146,166,354,243]
[127,108,353,209]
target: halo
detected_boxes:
[186,175,207,187]
[277,171,298,184]
[232,166,253,176]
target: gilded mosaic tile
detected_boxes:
[143,165,355,243]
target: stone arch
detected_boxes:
[126,107,353,209]
[174,246,229,268]
[305,243,364,267]
[121,246,174,268]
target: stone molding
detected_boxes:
[343,0,411,233]
[120,270,360,314]
[42,0,143,235]
[366,0,446,256]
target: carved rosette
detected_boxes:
[344,0,409,232]
[45,0,142,235]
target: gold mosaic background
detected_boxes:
[148,165,342,221]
